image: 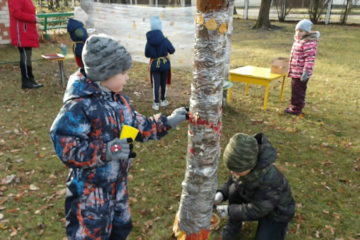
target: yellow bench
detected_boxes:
[227,66,286,110]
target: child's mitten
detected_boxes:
[300,71,310,82]
[106,138,136,161]
[167,107,189,128]
[216,205,229,218]
[214,192,224,205]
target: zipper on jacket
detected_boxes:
[16,21,21,46]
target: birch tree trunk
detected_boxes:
[325,0,333,24]
[173,0,233,239]
[243,0,249,20]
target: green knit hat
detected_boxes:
[224,133,259,172]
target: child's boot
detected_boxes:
[284,106,302,115]
[222,221,243,240]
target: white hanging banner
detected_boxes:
[83,2,196,67]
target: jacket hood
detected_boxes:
[303,31,320,41]
[253,133,277,170]
[295,31,320,41]
[146,30,165,46]
[67,18,84,32]
[63,72,102,103]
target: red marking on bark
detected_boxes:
[188,113,222,135]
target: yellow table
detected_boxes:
[227,66,286,110]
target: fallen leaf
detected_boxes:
[29,184,40,191]
[1,174,17,185]
[8,208,20,213]
[10,227,17,236]
[332,212,341,220]
[322,210,330,215]
[325,225,335,235]
[320,142,330,148]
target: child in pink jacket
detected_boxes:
[285,19,320,115]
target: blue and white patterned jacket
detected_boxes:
[50,71,170,186]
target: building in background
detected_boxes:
[0,0,10,45]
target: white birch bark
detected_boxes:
[175,0,233,236]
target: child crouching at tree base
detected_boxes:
[50,34,188,240]
[285,19,320,115]
[214,133,295,240]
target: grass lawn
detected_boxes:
[0,20,359,240]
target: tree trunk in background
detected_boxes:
[55,0,60,8]
[48,0,54,10]
[274,0,294,22]
[340,0,359,24]
[325,0,333,25]
[253,0,272,29]
[308,0,326,24]
[173,0,233,239]
[243,0,249,20]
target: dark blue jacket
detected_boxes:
[67,18,88,57]
[145,30,175,72]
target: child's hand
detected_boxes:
[167,107,189,128]
[216,205,229,218]
[106,138,136,161]
[214,192,224,205]
[300,71,310,82]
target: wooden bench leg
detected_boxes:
[58,60,66,88]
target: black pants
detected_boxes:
[290,78,308,112]
[255,218,288,240]
[223,218,288,240]
[152,71,168,103]
[18,47,35,83]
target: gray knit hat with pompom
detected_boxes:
[82,34,132,82]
